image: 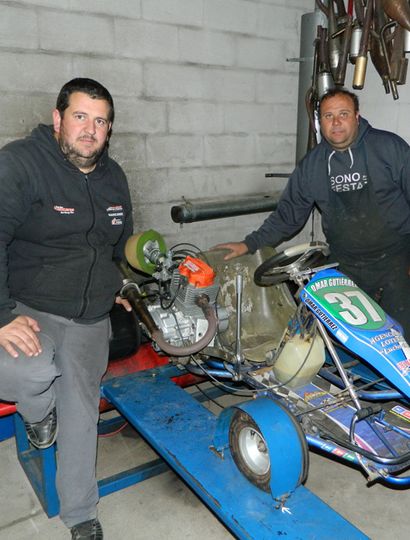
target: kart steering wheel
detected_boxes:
[254,241,330,286]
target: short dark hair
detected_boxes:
[319,88,359,115]
[56,78,115,123]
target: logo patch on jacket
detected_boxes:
[54,205,75,214]
[330,172,368,192]
[107,205,124,226]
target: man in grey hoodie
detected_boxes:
[217,88,410,339]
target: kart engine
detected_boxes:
[120,230,229,353]
[147,255,228,348]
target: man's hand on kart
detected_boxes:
[211,241,249,261]
[0,315,42,358]
[115,295,132,312]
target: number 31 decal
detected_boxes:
[324,291,383,326]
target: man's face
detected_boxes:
[320,94,359,151]
[53,92,112,172]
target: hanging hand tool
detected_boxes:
[354,0,365,26]
[317,26,336,96]
[380,20,400,99]
[328,0,343,79]
[390,24,408,85]
[353,0,374,89]
[335,13,354,85]
[305,28,320,152]
[370,0,393,94]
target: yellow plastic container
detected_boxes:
[273,333,325,388]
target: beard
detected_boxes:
[58,136,106,172]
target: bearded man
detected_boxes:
[0,78,133,540]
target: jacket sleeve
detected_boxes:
[393,143,410,237]
[244,161,315,253]
[0,149,33,327]
[113,172,134,262]
[399,145,410,206]
[368,129,410,237]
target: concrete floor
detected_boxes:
[0,384,409,540]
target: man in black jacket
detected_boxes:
[0,78,133,539]
[216,89,410,339]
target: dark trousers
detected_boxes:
[338,252,410,341]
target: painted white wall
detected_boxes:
[353,61,410,140]
[0,1,408,253]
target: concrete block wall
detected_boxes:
[1,1,409,252]
[0,0,309,251]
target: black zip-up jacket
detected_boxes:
[0,124,133,327]
[244,117,410,254]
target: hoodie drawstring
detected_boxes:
[327,148,354,175]
[327,150,335,175]
[348,147,354,169]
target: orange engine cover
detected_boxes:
[178,256,215,288]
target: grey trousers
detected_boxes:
[0,302,110,528]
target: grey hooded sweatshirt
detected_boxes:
[244,117,410,260]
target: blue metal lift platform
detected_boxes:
[102,365,368,540]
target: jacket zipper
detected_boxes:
[78,174,97,318]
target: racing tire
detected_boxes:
[229,410,271,492]
[229,407,309,493]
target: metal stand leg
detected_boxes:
[14,413,59,517]
[13,411,168,518]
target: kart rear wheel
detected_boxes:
[229,410,271,492]
[229,406,309,494]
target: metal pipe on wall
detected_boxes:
[171,193,282,223]
[171,3,326,225]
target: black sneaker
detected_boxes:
[24,407,57,449]
[71,519,103,540]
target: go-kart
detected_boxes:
[118,230,410,502]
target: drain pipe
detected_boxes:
[295,2,328,164]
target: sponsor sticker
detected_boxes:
[391,405,410,423]
[54,205,75,215]
[336,329,348,343]
[332,448,346,457]
[397,358,410,374]
[303,391,327,403]
[107,204,124,217]
[111,217,123,226]
[107,205,124,225]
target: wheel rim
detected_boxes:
[238,426,270,476]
